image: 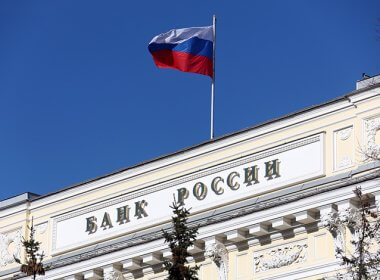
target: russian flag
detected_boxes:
[148,26,213,78]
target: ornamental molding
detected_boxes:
[364,118,380,160]
[337,127,352,141]
[0,229,22,267]
[205,243,228,280]
[253,241,308,273]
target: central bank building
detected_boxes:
[1,75,380,279]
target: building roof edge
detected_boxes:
[6,83,380,204]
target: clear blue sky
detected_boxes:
[0,1,379,201]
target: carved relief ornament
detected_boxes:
[253,242,308,273]
[205,243,229,280]
[0,229,22,267]
[338,127,352,141]
[365,118,380,159]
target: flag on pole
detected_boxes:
[148,26,213,77]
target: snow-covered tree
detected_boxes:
[162,202,199,280]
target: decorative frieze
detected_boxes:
[253,241,308,273]
[0,229,22,267]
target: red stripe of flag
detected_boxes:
[151,50,213,78]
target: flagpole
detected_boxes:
[210,15,216,140]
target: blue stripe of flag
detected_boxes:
[148,37,213,60]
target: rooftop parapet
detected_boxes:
[356,73,380,90]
